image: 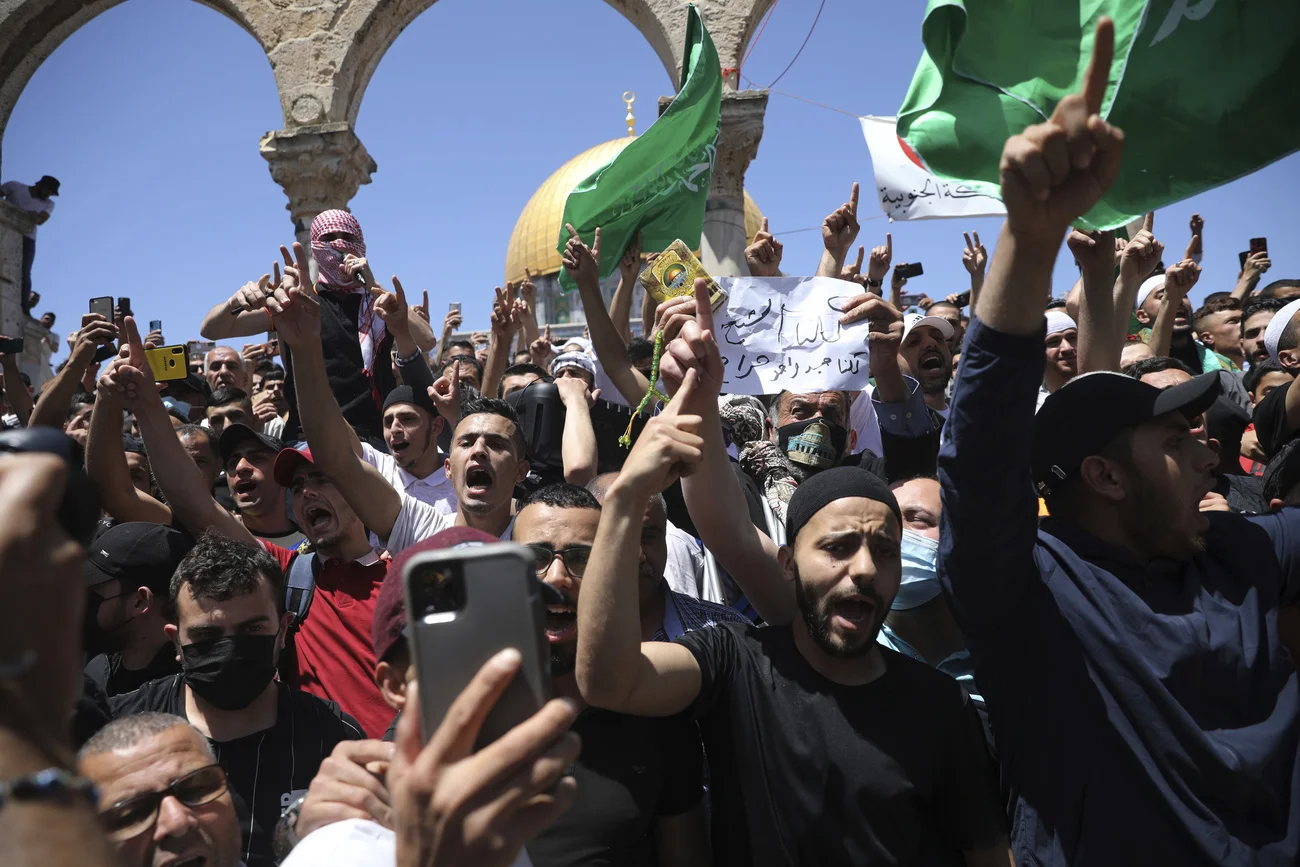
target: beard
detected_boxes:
[1120,470,1207,561]
[791,563,887,658]
[549,643,576,675]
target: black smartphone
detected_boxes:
[1250,237,1268,255]
[89,296,114,321]
[404,543,550,747]
[949,290,972,308]
[0,337,24,354]
[117,296,132,318]
[149,319,163,333]
[896,262,924,279]
[1240,251,1250,269]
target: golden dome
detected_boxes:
[504,136,765,285]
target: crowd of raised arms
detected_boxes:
[4,22,1300,867]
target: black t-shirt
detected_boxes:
[1253,379,1294,459]
[110,675,363,867]
[526,707,704,867]
[281,290,394,444]
[85,644,180,697]
[676,623,1005,866]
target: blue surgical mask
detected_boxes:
[893,528,941,610]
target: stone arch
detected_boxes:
[0,0,277,163]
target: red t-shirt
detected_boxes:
[264,542,395,738]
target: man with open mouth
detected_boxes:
[217,423,303,550]
[898,311,955,416]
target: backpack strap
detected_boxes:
[285,550,321,627]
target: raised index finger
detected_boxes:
[392,276,407,306]
[291,242,316,295]
[693,278,715,335]
[848,182,860,214]
[1082,16,1115,116]
[1141,211,1154,234]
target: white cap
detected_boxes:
[549,350,596,378]
[560,336,593,356]
[902,312,954,342]
[1045,310,1077,336]
[1264,297,1300,362]
[1139,274,1166,307]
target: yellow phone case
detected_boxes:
[145,345,189,382]
[638,239,726,311]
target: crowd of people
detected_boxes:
[3,20,1300,867]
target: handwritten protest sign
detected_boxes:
[713,276,870,396]
[859,115,1006,222]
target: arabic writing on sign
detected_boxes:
[879,177,1001,214]
[712,277,872,396]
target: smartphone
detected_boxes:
[404,543,550,747]
[896,262,925,279]
[144,345,188,382]
[899,293,924,309]
[265,338,280,357]
[1250,237,1268,255]
[117,297,133,318]
[449,302,462,314]
[1240,251,1250,269]
[0,337,24,354]
[89,296,114,321]
[149,319,163,333]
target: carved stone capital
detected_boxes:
[259,123,377,237]
[657,88,767,201]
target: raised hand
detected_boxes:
[252,390,280,425]
[653,294,699,345]
[144,328,166,349]
[822,183,861,257]
[961,231,987,278]
[519,269,538,308]
[412,289,431,324]
[555,375,597,409]
[1185,213,1204,261]
[530,324,555,368]
[867,233,892,283]
[73,313,117,355]
[837,293,905,366]
[616,368,706,497]
[268,241,322,347]
[1161,258,1201,302]
[562,224,601,288]
[1067,228,1116,277]
[1241,250,1272,280]
[97,317,154,410]
[428,362,461,428]
[374,276,412,335]
[442,307,462,335]
[891,264,910,295]
[241,342,268,368]
[998,17,1123,239]
[229,274,273,315]
[489,285,520,336]
[745,218,784,277]
[619,233,643,284]
[1119,213,1163,283]
[658,278,725,406]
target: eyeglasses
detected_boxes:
[98,764,228,842]
[526,544,591,578]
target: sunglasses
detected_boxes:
[98,764,228,842]
[526,544,592,578]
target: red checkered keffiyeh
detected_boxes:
[309,209,386,374]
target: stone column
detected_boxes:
[259,123,378,257]
[661,89,768,277]
[0,201,32,340]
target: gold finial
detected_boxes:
[623,91,636,137]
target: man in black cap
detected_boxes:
[936,21,1300,864]
[358,383,456,515]
[218,423,303,549]
[1,174,58,313]
[575,371,1007,866]
[83,522,194,696]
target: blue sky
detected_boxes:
[5,0,1297,364]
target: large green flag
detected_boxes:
[556,3,720,291]
[897,1,1300,231]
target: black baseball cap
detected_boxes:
[36,175,59,195]
[218,423,284,467]
[83,522,194,591]
[1032,371,1221,497]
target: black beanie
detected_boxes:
[785,466,902,543]
[383,384,436,418]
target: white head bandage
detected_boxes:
[1045,310,1077,336]
[1264,297,1300,362]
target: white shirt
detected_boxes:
[383,493,513,556]
[283,818,533,867]
[360,442,456,513]
[0,182,54,240]
[664,520,706,599]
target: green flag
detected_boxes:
[897,1,1300,231]
[556,3,720,291]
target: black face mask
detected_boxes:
[777,417,849,472]
[181,635,279,711]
